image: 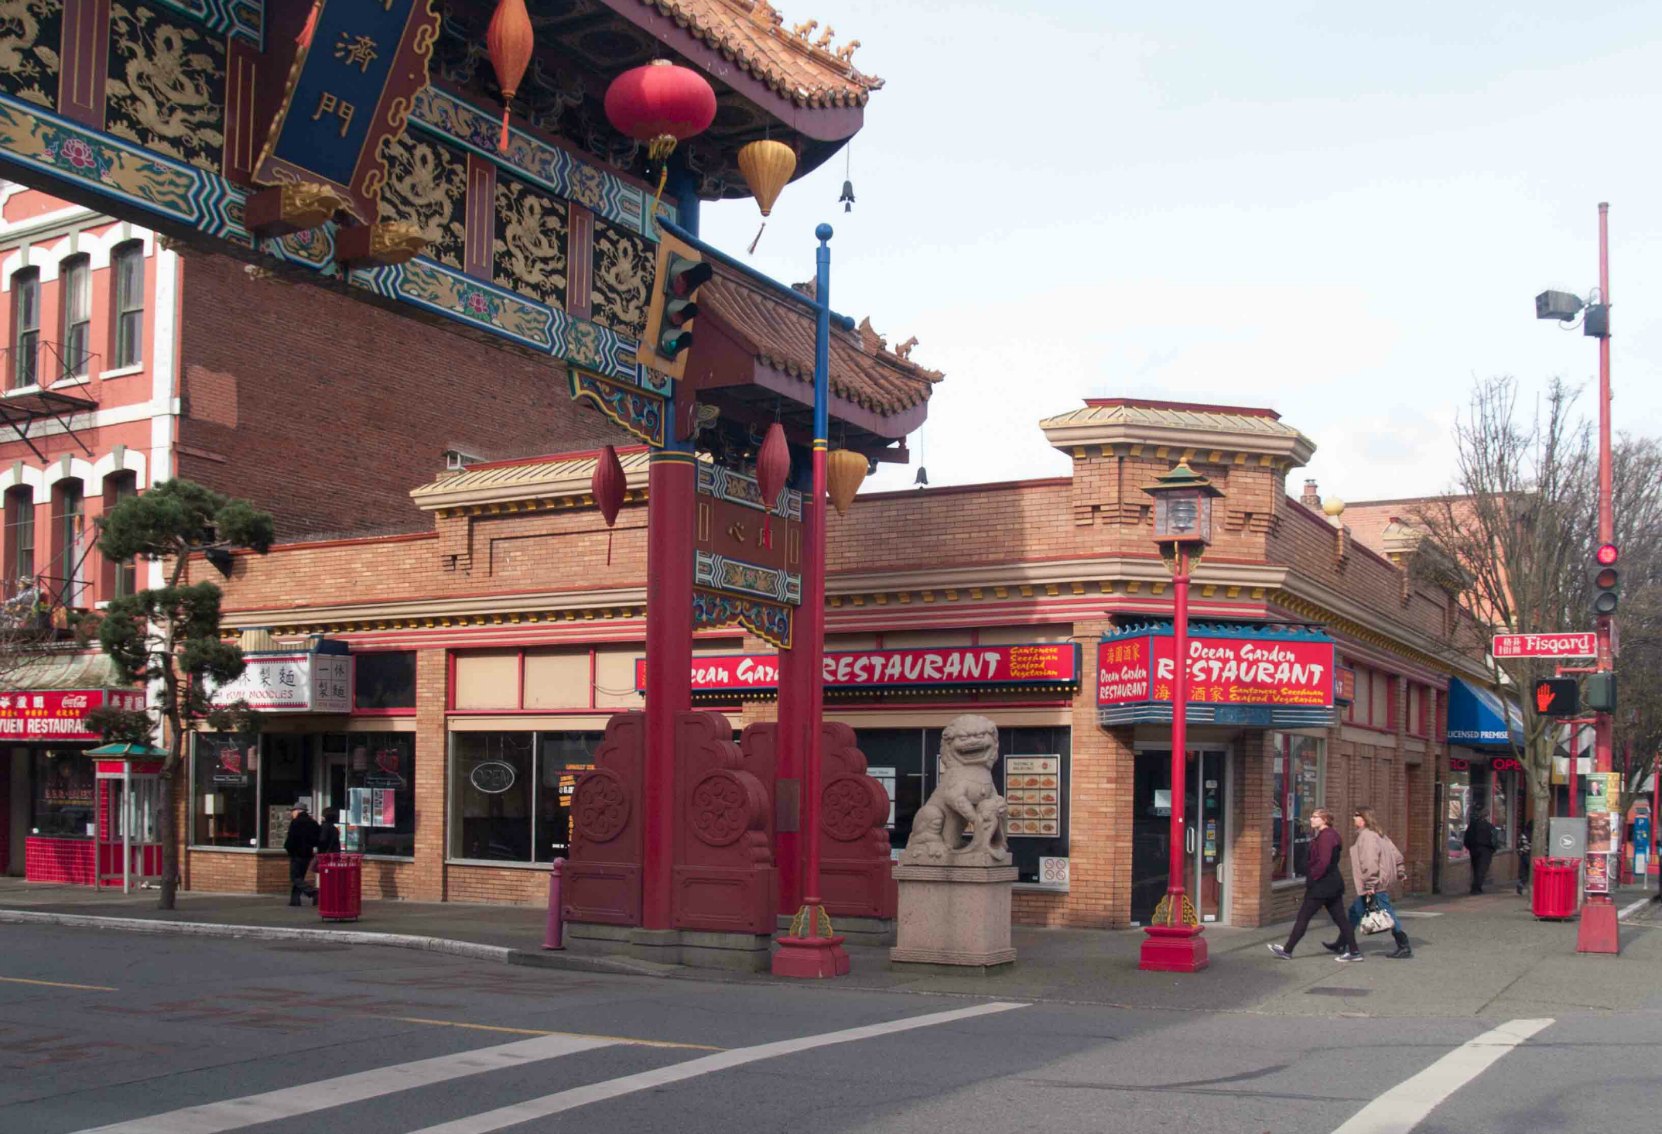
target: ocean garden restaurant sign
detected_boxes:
[634,643,1082,698]
[209,651,352,713]
[1096,623,1338,728]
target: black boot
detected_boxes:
[289,888,303,907]
[1322,940,1344,953]
[1388,929,1412,959]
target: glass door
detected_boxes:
[1132,749,1229,924]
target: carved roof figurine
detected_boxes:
[894,335,918,361]
[629,0,884,107]
[897,715,1012,867]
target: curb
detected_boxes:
[0,909,665,977]
[1616,895,1655,923]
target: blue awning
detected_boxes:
[1447,678,1523,748]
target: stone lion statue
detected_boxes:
[898,714,1010,866]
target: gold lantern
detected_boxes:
[826,449,867,515]
[738,139,796,252]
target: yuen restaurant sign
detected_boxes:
[635,643,1081,697]
[1097,628,1337,728]
[0,689,146,742]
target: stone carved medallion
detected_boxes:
[822,775,881,841]
[570,770,628,842]
[689,771,751,846]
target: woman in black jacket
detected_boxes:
[1269,808,1361,962]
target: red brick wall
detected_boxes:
[175,251,631,542]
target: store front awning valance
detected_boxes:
[1447,678,1523,749]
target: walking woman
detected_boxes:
[1269,808,1360,962]
[1331,807,1411,959]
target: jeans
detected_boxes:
[1349,892,1410,949]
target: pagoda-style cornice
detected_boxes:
[1041,398,1317,469]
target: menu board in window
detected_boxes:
[1004,756,1061,838]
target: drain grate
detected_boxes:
[1306,987,1371,997]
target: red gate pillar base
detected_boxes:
[1575,896,1620,954]
[1139,925,1209,973]
[772,934,851,978]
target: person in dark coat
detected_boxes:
[1464,808,1498,894]
[317,811,342,856]
[1269,808,1361,962]
[284,799,321,907]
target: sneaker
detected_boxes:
[1336,950,1364,963]
[1267,944,1292,960]
[1387,945,1412,959]
[1321,940,1343,953]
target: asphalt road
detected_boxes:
[1,924,1658,1134]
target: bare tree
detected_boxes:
[1410,376,1662,860]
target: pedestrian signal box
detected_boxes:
[1533,678,1579,717]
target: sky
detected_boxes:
[699,1,1662,504]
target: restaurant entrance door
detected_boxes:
[1132,749,1229,924]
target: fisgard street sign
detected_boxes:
[1492,632,1597,659]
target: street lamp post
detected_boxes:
[1138,462,1222,974]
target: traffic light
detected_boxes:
[637,232,713,380]
[1585,671,1617,713]
[1533,677,1579,718]
[1592,543,1619,616]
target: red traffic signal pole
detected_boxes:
[1579,203,1619,955]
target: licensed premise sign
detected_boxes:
[209,652,352,713]
[634,643,1081,696]
[0,688,146,742]
[1097,631,1337,727]
[1492,632,1597,659]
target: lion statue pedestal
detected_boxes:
[889,714,1017,972]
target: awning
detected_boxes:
[1447,678,1523,748]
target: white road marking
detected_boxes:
[1617,896,1652,921]
[1330,1017,1553,1134]
[72,1033,615,1134]
[410,1000,1030,1134]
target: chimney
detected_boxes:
[1301,479,1320,508]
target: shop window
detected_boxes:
[354,651,416,711]
[1344,666,1395,730]
[11,267,39,388]
[192,733,260,847]
[1445,765,1471,861]
[112,242,144,368]
[5,485,34,592]
[32,749,94,838]
[447,730,607,863]
[1407,684,1427,737]
[1490,768,1514,851]
[1270,733,1323,882]
[261,735,313,848]
[332,733,416,856]
[103,472,138,599]
[60,254,90,378]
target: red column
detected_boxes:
[641,449,695,930]
[774,597,809,915]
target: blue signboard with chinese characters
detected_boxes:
[255,0,440,223]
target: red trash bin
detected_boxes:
[316,853,362,922]
[1531,857,1579,920]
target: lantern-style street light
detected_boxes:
[1138,461,1222,974]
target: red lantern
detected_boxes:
[486,0,535,153]
[592,444,625,564]
[756,424,789,549]
[604,60,717,207]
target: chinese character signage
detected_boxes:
[1096,631,1337,727]
[254,0,442,223]
[209,652,352,713]
[0,689,144,742]
[634,643,1082,696]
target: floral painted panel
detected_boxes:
[0,0,62,109]
[106,2,226,173]
[590,216,651,341]
[379,130,467,270]
[494,173,566,310]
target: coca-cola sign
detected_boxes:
[0,688,145,742]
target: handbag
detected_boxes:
[1359,895,1394,935]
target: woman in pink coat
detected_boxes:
[1328,806,1412,959]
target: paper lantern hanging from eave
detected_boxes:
[756,423,790,548]
[592,444,626,563]
[737,140,796,217]
[826,449,868,516]
[486,0,535,153]
[604,60,717,166]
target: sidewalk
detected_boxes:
[3,877,1657,1018]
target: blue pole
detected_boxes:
[814,224,832,444]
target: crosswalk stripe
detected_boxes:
[71,1033,616,1134]
[410,1000,1030,1134]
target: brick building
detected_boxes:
[0,185,625,884]
[184,398,1514,928]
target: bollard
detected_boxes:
[543,857,565,950]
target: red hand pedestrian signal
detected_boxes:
[1532,678,1579,717]
[1536,683,1554,713]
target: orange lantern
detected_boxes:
[486,0,535,152]
[826,449,867,516]
[738,139,796,253]
[592,444,625,564]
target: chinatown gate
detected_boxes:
[0,0,939,968]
